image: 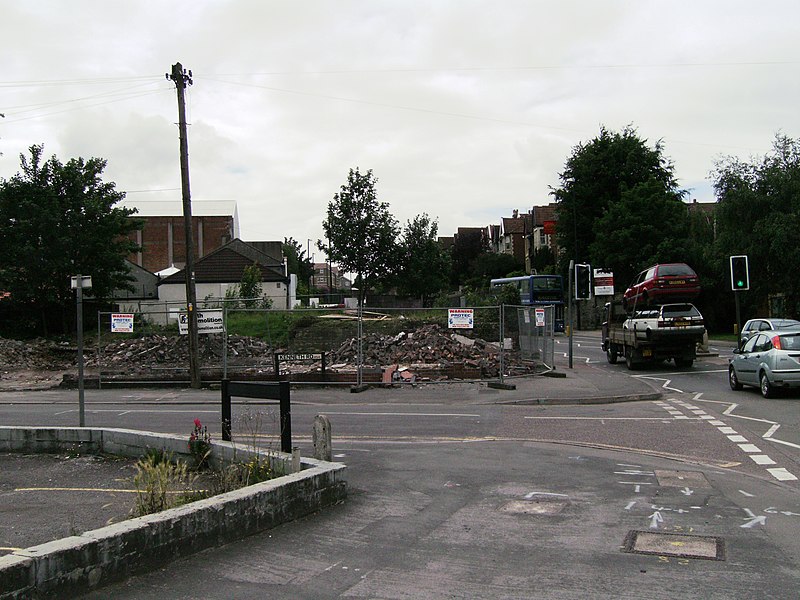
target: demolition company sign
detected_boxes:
[178,310,224,335]
[448,308,474,329]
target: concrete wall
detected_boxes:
[0,427,346,599]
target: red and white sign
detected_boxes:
[593,269,614,296]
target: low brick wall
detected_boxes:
[0,427,347,599]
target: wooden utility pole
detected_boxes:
[168,62,201,388]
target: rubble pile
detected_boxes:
[328,324,514,376]
[92,335,275,371]
[0,338,75,371]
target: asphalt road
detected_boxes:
[1,331,799,598]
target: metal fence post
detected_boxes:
[498,304,505,385]
[221,378,232,442]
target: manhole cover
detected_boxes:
[623,530,725,561]
[501,499,568,515]
[654,470,711,488]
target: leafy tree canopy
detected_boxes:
[712,133,800,316]
[283,237,314,294]
[394,213,450,306]
[551,125,681,277]
[319,168,398,302]
[450,228,489,286]
[0,144,141,335]
[589,178,689,287]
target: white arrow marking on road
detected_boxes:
[681,487,694,496]
[648,511,663,529]
[741,508,767,529]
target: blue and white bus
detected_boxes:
[490,274,565,332]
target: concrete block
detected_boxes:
[0,554,34,600]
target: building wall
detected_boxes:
[158,281,289,310]
[128,215,234,273]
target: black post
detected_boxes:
[221,378,232,442]
[279,381,291,453]
[321,352,326,382]
[273,353,280,380]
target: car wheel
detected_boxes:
[760,372,774,398]
[729,366,743,391]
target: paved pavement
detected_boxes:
[3,355,799,599]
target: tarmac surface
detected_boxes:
[2,351,799,599]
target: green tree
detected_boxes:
[467,252,524,287]
[712,134,800,317]
[552,125,682,278]
[394,214,450,306]
[239,263,263,308]
[450,228,489,286]
[283,237,314,295]
[589,178,689,287]
[0,145,140,335]
[320,168,398,305]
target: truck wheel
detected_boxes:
[675,357,693,368]
[606,344,618,364]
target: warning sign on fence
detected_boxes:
[448,308,474,329]
[111,313,134,333]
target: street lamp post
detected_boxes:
[71,275,92,426]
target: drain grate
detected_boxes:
[654,470,711,488]
[501,499,568,515]
[623,530,725,561]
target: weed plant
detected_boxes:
[132,452,199,517]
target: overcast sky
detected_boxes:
[2,1,798,261]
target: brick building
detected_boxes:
[122,201,239,274]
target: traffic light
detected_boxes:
[575,263,592,300]
[730,255,749,291]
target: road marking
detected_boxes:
[739,490,755,497]
[320,412,481,417]
[738,444,762,453]
[718,427,738,434]
[727,435,748,443]
[766,468,798,481]
[648,510,664,529]
[709,420,726,426]
[750,455,776,465]
[741,509,766,529]
[524,416,680,421]
[632,375,683,393]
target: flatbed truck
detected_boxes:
[601,300,705,370]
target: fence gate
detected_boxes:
[517,305,555,368]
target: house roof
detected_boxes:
[531,204,558,227]
[159,238,287,285]
[501,216,529,235]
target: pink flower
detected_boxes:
[194,418,202,428]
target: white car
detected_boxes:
[623,303,705,342]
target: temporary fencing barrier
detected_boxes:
[93,302,561,386]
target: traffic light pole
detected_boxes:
[568,260,574,369]
[735,290,741,346]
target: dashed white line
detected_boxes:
[750,455,777,466]
[767,468,798,481]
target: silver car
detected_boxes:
[739,318,800,347]
[729,330,800,397]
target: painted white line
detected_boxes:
[766,437,800,450]
[699,415,715,420]
[323,412,481,417]
[524,492,569,499]
[524,417,675,421]
[739,490,755,497]
[691,410,707,415]
[624,501,637,510]
[766,468,798,482]
[727,435,748,443]
[738,444,762,453]
[750,455,777,466]
[709,420,726,426]
[718,427,738,435]
[763,424,780,438]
